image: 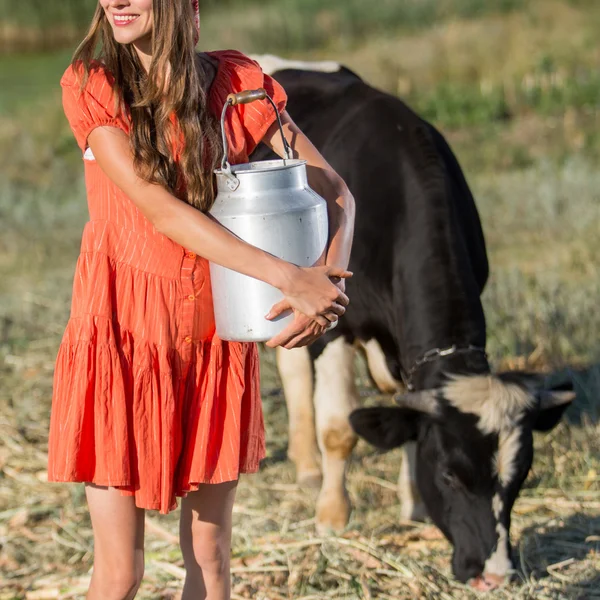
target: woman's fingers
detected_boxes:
[265,298,292,321]
[266,313,328,348]
[328,302,346,317]
[313,314,331,327]
[266,314,313,348]
[266,323,303,348]
[284,322,326,349]
[284,332,320,349]
[335,290,350,307]
[326,269,350,306]
[326,267,353,280]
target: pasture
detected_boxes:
[1,0,599,598]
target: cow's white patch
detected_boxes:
[250,53,341,76]
[484,493,513,577]
[444,374,535,434]
[492,492,503,519]
[360,338,402,393]
[398,442,427,521]
[83,147,95,161]
[484,457,519,579]
[494,426,523,486]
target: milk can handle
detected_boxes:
[219,88,293,172]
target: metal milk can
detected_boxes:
[209,88,329,342]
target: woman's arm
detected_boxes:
[263,111,355,276]
[87,126,349,324]
[261,111,356,348]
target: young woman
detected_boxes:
[46,1,354,599]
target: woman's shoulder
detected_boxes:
[204,49,261,71]
[204,49,273,102]
[204,49,268,89]
[60,60,116,100]
[203,50,287,162]
[60,60,128,147]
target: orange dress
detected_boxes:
[47,50,287,514]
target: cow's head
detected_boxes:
[349,373,574,588]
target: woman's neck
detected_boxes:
[133,36,153,72]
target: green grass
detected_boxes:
[0,0,96,29]
[4,1,600,136]
[0,50,71,113]
[411,68,600,128]
[198,0,528,54]
[1,0,529,53]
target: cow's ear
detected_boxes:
[533,384,575,432]
[349,407,421,450]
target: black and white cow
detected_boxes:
[250,55,575,588]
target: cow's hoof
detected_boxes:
[297,470,322,489]
[316,492,351,533]
[400,500,428,523]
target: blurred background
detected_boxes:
[1,1,599,598]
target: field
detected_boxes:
[1,0,599,598]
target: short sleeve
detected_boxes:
[207,50,288,164]
[60,62,130,153]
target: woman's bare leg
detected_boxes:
[179,481,238,600]
[85,484,146,600]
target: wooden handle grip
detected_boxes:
[227,88,267,106]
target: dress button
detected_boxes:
[187,252,196,260]
[188,294,195,301]
[184,336,192,344]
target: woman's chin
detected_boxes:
[111,29,151,46]
[113,34,139,45]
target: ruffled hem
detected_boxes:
[47,314,264,514]
[48,435,265,514]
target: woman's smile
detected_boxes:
[100,0,153,49]
[112,13,140,27]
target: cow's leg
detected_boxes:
[276,347,321,487]
[398,442,428,521]
[313,337,359,532]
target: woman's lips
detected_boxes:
[113,14,140,27]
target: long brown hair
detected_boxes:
[72,1,222,212]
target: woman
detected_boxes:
[47,1,354,598]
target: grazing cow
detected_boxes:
[249,55,575,588]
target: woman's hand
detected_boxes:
[269,264,351,322]
[265,265,351,348]
[265,310,328,349]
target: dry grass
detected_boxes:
[1,255,599,599]
[1,180,599,597]
[1,343,599,599]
